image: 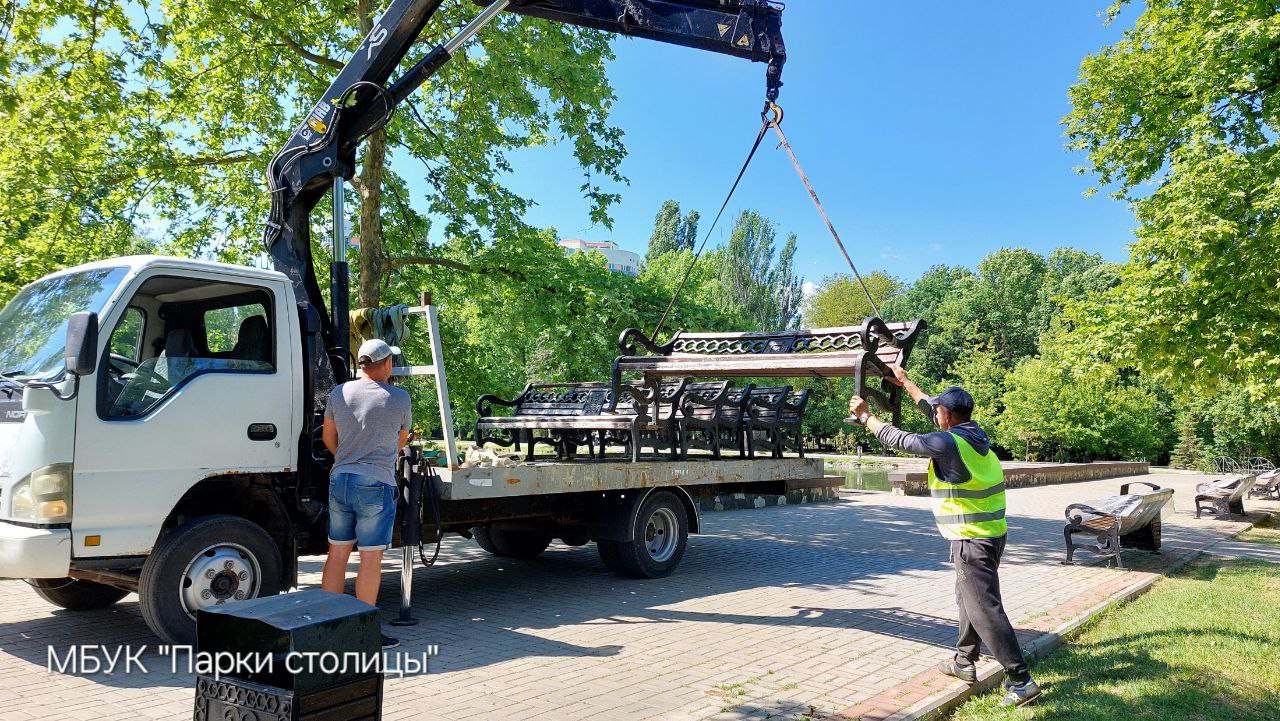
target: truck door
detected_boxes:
[72,270,296,558]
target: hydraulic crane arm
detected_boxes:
[263,0,786,402]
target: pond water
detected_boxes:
[839,467,893,492]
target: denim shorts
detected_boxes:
[328,473,397,551]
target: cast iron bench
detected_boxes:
[1063,480,1174,568]
[679,381,746,460]
[743,386,810,459]
[1194,474,1257,518]
[474,382,652,462]
[1248,468,1280,500]
[610,317,925,425]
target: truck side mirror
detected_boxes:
[64,312,99,377]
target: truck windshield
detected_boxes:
[0,267,128,380]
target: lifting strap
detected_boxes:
[764,103,881,318]
[651,102,881,340]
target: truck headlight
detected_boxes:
[10,463,73,523]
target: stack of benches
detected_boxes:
[473,316,924,463]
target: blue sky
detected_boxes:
[496,2,1138,287]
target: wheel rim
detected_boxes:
[644,507,679,563]
[178,542,261,618]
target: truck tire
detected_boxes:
[471,526,552,559]
[138,515,283,645]
[611,491,688,579]
[596,540,628,574]
[30,578,128,611]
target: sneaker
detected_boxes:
[381,633,400,649]
[938,659,977,684]
[999,678,1041,707]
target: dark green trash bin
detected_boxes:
[194,589,382,721]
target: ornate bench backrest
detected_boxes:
[618,317,924,364]
[518,383,609,417]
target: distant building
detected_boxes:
[558,238,641,275]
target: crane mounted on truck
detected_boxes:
[0,0,800,644]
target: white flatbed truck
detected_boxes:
[0,0,801,644]
[0,254,830,644]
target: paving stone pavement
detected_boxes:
[0,471,1271,721]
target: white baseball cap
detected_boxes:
[357,338,400,365]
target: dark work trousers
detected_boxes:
[950,535,1030,683]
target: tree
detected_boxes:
[645,201,682,261]
[1064,0,1280,396]
[676,209,700,252]
[1168,411,1205,470]
[801,271,900,329]
[949,346,1009,448]
[645,200,700,261]
[0,2,624,309]
[716,209,802,330]
[999,353,1168,463]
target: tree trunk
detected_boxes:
[355,0,386,310]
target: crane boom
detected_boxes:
[263,0,786,403]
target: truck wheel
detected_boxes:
[30,578,128,611]
[471,526,552,559]
[613,491,689,579]
[138,515,282,645]
[596,540,628,573]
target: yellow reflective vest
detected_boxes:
[927,432,1007,540]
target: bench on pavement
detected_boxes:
[475,381,653,462]
[611,317,925,425]
[1064,480,1175,568]
[1248,468,1280,500]
[1195,474,1257,518]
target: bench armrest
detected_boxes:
[617,327,677,357]
[748,390,789,412]
[681,390,727,414]
[1120,480,1161,495]
[613,382,655,415]
[476,385,530,417]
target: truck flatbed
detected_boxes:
[437,457,825,500]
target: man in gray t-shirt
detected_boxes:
[320,339,411,646]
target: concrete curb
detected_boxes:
[835,515,1265,721]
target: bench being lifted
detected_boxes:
[611,317,926,425]
[1063,480,1175,568]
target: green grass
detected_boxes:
[949,556,1280,721]
[1237,515,1280,547]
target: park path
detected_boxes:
[0,471,1269,721]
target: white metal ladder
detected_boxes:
[359,296,459,469]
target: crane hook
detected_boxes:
[762,101,783,126]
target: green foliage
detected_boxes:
[949,346,1009,447]
[644,200,699,261]
[1168,410,1205,470]
[1188,387,1280,464]
[0,0,623,307]
[999,348,1168,462]
[801,271,900,329]
[716,210,802,331]
[1064,0,1280,397]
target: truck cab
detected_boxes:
[0,256,313,643]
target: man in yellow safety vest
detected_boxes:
[848,364,1040,707]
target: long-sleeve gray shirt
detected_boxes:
[873,397,994,485]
